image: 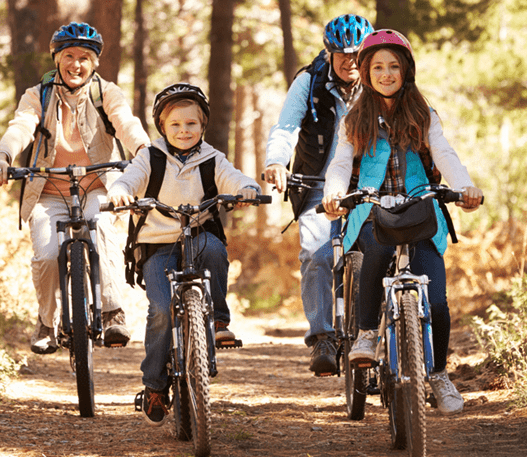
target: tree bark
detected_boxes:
[88,0,123,83]
[205,0,235,157]
[375,0,409,36]
[133,0,148,133]
[277,0,297,88]
[252,88,268,236]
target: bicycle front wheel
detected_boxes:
[343,251,367,420]
[70,241,95,417]
[399,291,426,456]
[184,288,211,457]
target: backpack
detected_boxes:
[17,70,125,229]
[123,145,226,289]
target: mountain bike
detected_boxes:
[318,184,479,456]
[7,160,130,417]
[102,193,271,457]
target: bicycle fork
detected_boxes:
[57,219,103,345]
[168,271,218,380]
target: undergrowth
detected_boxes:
[471,275,527,406]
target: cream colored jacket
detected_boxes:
[108,138,261,244]
[0,74,150,221]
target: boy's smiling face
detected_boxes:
[163,104,203,150]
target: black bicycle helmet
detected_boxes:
[323,14,374,53]
[152,83,210,135]
[50,22,104,59]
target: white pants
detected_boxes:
[29,188,125,328]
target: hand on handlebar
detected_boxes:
[321,193,350,220]
[109,193,135,209]
[236,187,258,208]
[264,163,289,193]
[458,186,484,213]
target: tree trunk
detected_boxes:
[252,88,268,236]
[133,0,148,134]
[7,0,44,102]
[88,0,123,83]
[375,0,409,36]
[277,0,297,88]
[205,0,235,157]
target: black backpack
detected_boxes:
[123,146,226,289]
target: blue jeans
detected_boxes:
[356,221,451,372]
[140,232,229,391]
[299,192,341,347]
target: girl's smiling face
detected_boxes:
[163,103,203,150]
[369,49,403,102]
[58,47,94,89]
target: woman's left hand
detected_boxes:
[458,186,484,212]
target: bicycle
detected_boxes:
[7,160,130,417]
[102,193,271,457]
[318,184,480,456]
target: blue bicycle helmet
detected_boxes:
[323,14,374,53]
[152,83,210,135]
[50,22,104,58]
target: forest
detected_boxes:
[1,0,527,404]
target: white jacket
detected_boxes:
[108,138,261,244]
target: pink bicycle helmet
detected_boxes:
[357,29,415,70]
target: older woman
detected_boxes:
[0,22,150,354]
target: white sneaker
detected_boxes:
[30,316,58,355]
[348,329,378,362]
[429,369,464,415]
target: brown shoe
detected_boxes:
[215,321,235,342]
[30,316,58,355]
[103,308,131,347]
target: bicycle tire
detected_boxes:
[70,241,95,418]
[400,291,426,456]
[343,251,367,421]
[184,288,211,457]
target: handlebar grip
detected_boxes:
[261,172,265,181]
[315,203,326,214]
[258,195,272,204]
[443,190,464,204]
[99,202,115,212]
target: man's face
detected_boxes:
[332,52,359,84]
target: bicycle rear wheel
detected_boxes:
[70,241,95,417]
[343,251,367,420]
[184,288,211,457]
[399,291,426,456]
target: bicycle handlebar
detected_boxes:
[7,160,131,180]
[100,193,272,214]
[261,172,325,191]
[315,185,483,214]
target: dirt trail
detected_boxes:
[2,311,527,457]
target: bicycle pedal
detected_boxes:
[215,338,243,349]
[351,358,378,369]
[134,390,144,412]
[103,340,128,349]
[314,371,338,378]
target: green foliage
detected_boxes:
[471,275,527,406]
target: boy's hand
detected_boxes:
[236,187,258,208]
[322,193,348,220]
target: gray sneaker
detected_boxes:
[30,316,58,355]
[429,369,464,415]
[103,308,131,347]
[348,329,378,362]
[309,334,337,375]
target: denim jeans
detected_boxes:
[356,221,451,371]
[140,232,229,391]
[298,191,341,347]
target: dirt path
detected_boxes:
[2,313,527,457]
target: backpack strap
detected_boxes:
[89,73,126,160]
[199,156,226,245]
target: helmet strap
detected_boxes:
[55,65,96,94]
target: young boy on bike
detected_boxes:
[108,83,261,426]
